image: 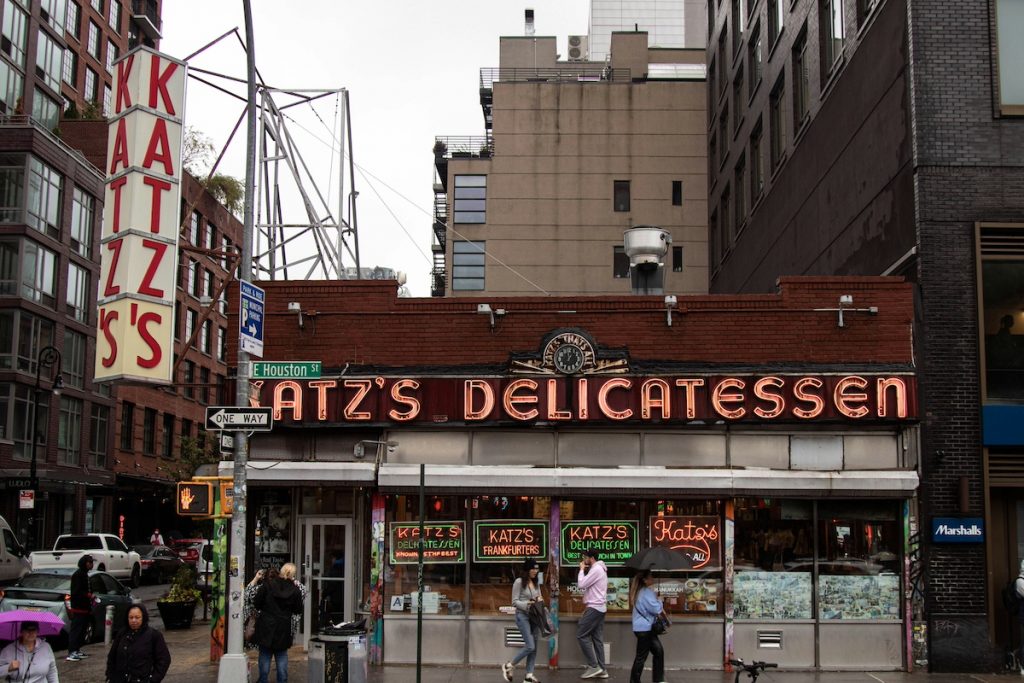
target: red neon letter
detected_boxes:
[142,119,174,175]
[597,378,633,420]
[138,239,168,297]
[674,379,706,419]
[546,379,572,420]
[343,379,373,420]
[792,377,825,419]
[99,308,118,367]
[503,379,539,421]
[308,380,337,420]
[389,379,421,421]
[131,304,162,369]
[753,376,786,419]
[273,381,303,421]
[115,55,134,114]
[876,377,909,418]
[464,380,495,420]
[835,376,870,418]
[104,239,124,296]
[143,176,172,233]
[109,118,129,174]
[711,378,746,420]
[108,176,127,233]
[641,379,671,419]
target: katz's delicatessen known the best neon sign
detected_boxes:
[96,47,186,384]
[256,373,917,425]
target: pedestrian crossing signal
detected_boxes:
[176,482,212,516]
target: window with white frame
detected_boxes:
[101,83,110,116]
[200,319,211,354]
[83,66,97,102]
[58,396,82,464]
[27,157,60,237]
[41,0,67,33]
[62,50,77,88]
[2,2,28,66]
[86,20,99,59]
[21,239,56,307]
[63,328,85,388]
[66,2,80,39]
[36,30,64,92]
[70,187,93,257]
[105,39,116,72]
[109,0,120,32]
[89,404,108,467]
[66,261,90,322]
[821,0,845,76]
[451,240,485,290]
[31,88,59,129]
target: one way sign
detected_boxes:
[205,407,274,432]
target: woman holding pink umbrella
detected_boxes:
[0,620,60,682]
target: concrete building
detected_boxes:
[588,0,708,58]
[705,0,1024,670]
[431,31,708,298]
[0,0,163,547]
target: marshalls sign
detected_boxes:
[96,47,186,384]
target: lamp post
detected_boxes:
[27,345,63,552]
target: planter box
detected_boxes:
[157,600,197,629]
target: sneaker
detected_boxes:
[66,653,82,662]
[596,670,609,679]
[581,667,603,679]
[525,674,542,683]
[502,661,513,682]
[76,651,90,658]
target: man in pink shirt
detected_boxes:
[577,548,609,679]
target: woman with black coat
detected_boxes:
[253,562,303,683]
[105,604,171,683]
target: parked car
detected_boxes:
[0,569,138,646]
[132,544,186,584]
[29,534,142,587]
[0,516,31,584]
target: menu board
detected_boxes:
[389,522,465,564]
[818,574,900,620]
[567,576,632,612]
[560,520,639,566]
[649,515,721,570]
[656,577,723,613]
[473,520,549,562]
[734,571,813,619]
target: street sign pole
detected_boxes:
[218,2,256,679]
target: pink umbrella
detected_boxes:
[0,610,65,640]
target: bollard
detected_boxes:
[104,604,115,645]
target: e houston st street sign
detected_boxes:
[205,406,274,432]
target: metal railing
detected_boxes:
[430,267,446,297]
[479,67,631,91]
[433,135,492,160]
[131,0,161,34]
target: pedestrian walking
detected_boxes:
[0,621,59,682]
[577,548,609,679]
[105,605,170,683]
[149,529,164,546]
[66,554,94,662]
[253,561,304,683]
[244,568,271,650]
[1015,559,1024,672]
[502,559,545,683]
[630,570,668,683]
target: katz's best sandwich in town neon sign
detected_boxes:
[256,373,916,425]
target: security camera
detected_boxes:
[287,302,302,312]
[839,295,853,306]
[664,295,677,308]
[353,442,367,459]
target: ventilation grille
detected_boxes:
[505,626,525,647]
[988,452,1024,486]
[757,630,783,649]
[979,226,1024,257]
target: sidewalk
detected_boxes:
[53,622,1016,683]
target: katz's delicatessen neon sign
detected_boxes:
[256,373,916,425]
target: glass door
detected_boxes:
[300,518,352,648]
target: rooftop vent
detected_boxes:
[525,8,535,36]
[624,226,671,295]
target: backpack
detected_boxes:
[1002,577,1023,615]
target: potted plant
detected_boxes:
[156,566,201,629]
[432,139,447,158]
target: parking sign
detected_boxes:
[239,281,265,358]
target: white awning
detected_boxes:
[376,464,918,497]
[217,460,376,485]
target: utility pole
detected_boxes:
[217,0,257,679]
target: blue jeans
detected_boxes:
[511,611,541,673]
[258,646,288,683]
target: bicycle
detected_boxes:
[729,658,778,683]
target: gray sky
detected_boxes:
[160,1,591,296]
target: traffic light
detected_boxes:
[176,482,212,516]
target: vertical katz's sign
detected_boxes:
[96,47,186,383]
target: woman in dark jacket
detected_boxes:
[106,604,171,683]
[253,562,303,683]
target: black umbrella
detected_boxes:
[625,546,693,571]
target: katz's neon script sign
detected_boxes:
[259,373,916,425]
[650,516,721,570]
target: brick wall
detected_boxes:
[228,277,915,368]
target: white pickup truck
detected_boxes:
[30,534,142,587]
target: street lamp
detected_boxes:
[27,345,63,552]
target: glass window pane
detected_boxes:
[453,211,486,224]
[454,175,487,187]
[0,60,24,115]
[27,156,61,238]
[2,2,28,67]
[997,0,1024,106]
[982,261,1024,400]
[453,187,486,199]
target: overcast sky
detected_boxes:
[160,1,591,296]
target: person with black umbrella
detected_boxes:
[629,570,669,683]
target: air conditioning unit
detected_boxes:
[568,35,589,61]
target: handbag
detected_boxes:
[244,613,258,642]
[651,615,669,636]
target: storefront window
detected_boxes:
[981,260,1024,401]
[385,494,466,616]
[734,498,814,619]
[817,501,901,620]
[647,500,723,618]
[469,496,550,615]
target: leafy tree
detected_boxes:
[168,436,220,482]
[202,173,244,215]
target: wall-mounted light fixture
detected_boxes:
[664,295,677,327]
[816,295,879,328]
[288,301,304,329]
[477,303,506,330]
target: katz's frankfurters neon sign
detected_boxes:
[257,373,915,425]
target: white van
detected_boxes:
[0,516,31,583]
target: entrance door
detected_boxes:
[300,518,352,648]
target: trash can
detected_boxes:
[307,623,367,683]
